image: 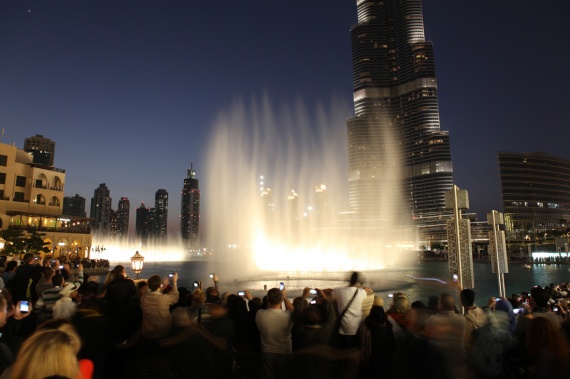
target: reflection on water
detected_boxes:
[108,260,569,304]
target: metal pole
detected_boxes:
[453,185,463,289]
[492,211,503,298]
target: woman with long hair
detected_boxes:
[4,322,92,379]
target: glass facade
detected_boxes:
[181,166,200,244]
[499,152,570,239]
[347,0,453,225]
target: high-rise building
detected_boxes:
[155,189,168,241]
[90,183,112,234]
[314,184,328,228]
[116,197,130,239]
[499,152,570,240]
[346,0,453,226]
[109,209,118,238]
[135,202,151,242]
[63,194,86,217]
[181,165,200,245]
[24,134,55,167]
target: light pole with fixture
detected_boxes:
[130,251,145,279]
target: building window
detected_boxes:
[0,173,5,184]
[0,190,4,199]
[16,176,26,187]
[0,155,6,166]
[14,192,24,202]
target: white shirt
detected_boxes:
[332,286,367,335]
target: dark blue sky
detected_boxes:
[1,1,569,234]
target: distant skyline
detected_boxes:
[1,1,569,237]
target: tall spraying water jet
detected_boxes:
[202,95,415,278]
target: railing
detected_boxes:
[8,225,91,234]
[34,184,47,189]
[48,202,59,207]
[12,198,29,203]
[49,186,63,191]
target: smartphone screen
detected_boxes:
[310,289,317,295]
[279,282,284,290]
[19,301,29,313]
[237,291,245,296]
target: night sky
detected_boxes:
[1,1,569,236]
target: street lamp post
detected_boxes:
[130,251,144,279]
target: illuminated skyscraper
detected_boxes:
[155,189,168,240]
[90,183,112,234]
[116,197,130,239]
[346,0,453,226]
[314,184,328,228]
[181,165,200,245]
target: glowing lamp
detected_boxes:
[130,251,144,279]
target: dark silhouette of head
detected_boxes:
[267,288,283,306]
[349,271,362,286]
[460,288,476,307]
[147,275,162,292]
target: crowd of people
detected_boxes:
[0,254,568,378]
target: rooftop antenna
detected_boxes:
[188,161,196,178]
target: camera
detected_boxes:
[210,273,214,278]
[58,265,64,270]
[452,274,458,282]
[554,306,559,312]
[193,281,201,288]
[168,273,174,278]
[237,291,245,296]
[310,289,317,295]
[279,282,285,291]
[310,299,317,304]
[388,293,394,298]
[19,301,29,314]
[513,308,523,315]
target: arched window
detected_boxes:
[51,176,63,191]
[34,194,46,205]
[50,197,60,207]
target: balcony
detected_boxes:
[49,187,63,191]
[8,225,92,235]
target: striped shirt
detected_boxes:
[34,286,62,320]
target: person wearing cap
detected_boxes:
[53,282,80,320]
